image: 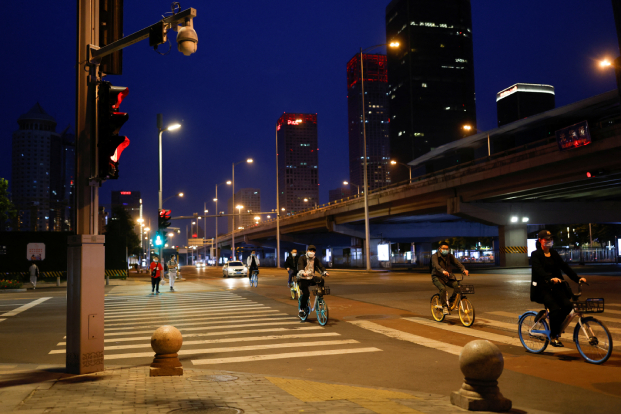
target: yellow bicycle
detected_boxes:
[430,273,475,327]
[290,279,301,300]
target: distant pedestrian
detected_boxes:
[168,257,177,291]
[29,262,39,290]
[150,256,163,294]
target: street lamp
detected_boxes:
[343,181,360,195]
[462,125,490,156]
[231,160,253,260]
[162,192,184,205]
[358,42,400,270]
[157,114,181,261]
[213,180,231,266]
[389,160,412,181]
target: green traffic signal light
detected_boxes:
[155,233,163,246]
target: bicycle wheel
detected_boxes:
[430,294,445,322]
[298,297,309,322]
[290,286,296,300]
[458,298,475,327]
[253,273,258,287]
[518,311,549,354]
[574,317,613,364]
[316,297,329,326]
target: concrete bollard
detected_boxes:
[56,276,61,287]
[451,340,512,412]
[150,325,183,377]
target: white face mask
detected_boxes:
[543,240,554,248]
[154,259,158,262]
[291,253,296,257]
[307,252,315,258]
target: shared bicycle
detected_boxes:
[518,281,613,364]
[430,273,475,327]
[298,274,330,326]
[249,270,258,287]
[290,279,301,300]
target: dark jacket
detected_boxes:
[431,252,466,284]
[284,254,299,271]
[296,253,326,280]
[530,248,580,303]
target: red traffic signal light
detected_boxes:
[586,170,608,178]
[158,209,172,229]
[98,81,130,180]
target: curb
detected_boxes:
[0,288,27,293]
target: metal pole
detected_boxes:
[276,122,281,268]
[215,184,218,265]
[487,134,491,156]
[360,48,372,271]
[232,162,235,260]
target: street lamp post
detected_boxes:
[389,161,412,181]
[275,122,280,268]
[463,125,490,156]
[231,159,253,260]
[343,181,360,195]
[162,192,184,205]
[359,42,399,270]
[157,114,181,260]
[213,180,231,266]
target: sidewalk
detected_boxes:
[0,363,545,414]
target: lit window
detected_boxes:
[422,83,427,88]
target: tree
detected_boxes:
[105,206,141,256]
[0,178,17,231]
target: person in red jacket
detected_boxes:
[150,256,164,294]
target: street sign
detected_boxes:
[188,238,205,246]
[556,120,591,151]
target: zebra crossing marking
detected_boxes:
[105,314,289,332]
[105,303,262,316]
[104,305,268,322]
[1,297,51,317]
[104,310,282,329]
[485,311,621,334]
[191,347,382,365]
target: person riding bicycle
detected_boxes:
[246,251,260,280]
[531,229,586,347]
[296,245,329,319]
[285,248,299,287]
[431,242,469,315]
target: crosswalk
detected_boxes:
[49,291,381,364]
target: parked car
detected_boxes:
[222,261,247,278]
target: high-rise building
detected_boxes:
[11,103,75,232]
[347,53,391,190]
[329,187,353,202]
[111,191,141,221]
[277,113,319,214]
[228,188,261,231]
[385,0,477,181]
[496,83,555,127]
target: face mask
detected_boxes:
[291,253,296,257]
[543,240,554,248]
[308,252,315,258]
[154,259,158,262]
[440,249,449,256]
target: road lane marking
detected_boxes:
[0,319,5,323]
[104,340,359,360]
[1,297,51,317]
[105,302,258,316]
[104,320,301,337]
[50,329,329,353]
[104,293,242,303]
[105,313,288,331]
[104,305,268,321]
[104,310,281,328]
[104,297,249,309]
[347,319,462,356]
[191,347,382,365]
[403,317,572,353]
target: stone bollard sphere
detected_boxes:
[151,325,183,355]
[459,339,504,381]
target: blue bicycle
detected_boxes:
[298,274,329,326]
[518,281,613,364]
[250,270,258,287]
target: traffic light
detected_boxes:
[158,209,172,246]
[98,80,130,180]
[154,232,164,247]
[586,170,608,178]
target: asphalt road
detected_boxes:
[1,265,620,413]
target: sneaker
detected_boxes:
[442,306,449,315]
[550,338,564,347]
[170,287,173,291]
[298,309,306,318]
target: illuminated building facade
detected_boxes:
[347,53,391,190]
[496,83,555,127]
[277,113,319,214]
[227,188,261,231]
[111,190,141,221]
[385,0,477,181]
[11,103,75,232]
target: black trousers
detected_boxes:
[151,277,161,292]
[248,266,258,279]
[542,284,573,337]
[432,276,460,307]
[299,276,324,311]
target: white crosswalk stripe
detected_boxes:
[49,291,380,363]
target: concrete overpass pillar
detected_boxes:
[498,224,528,267]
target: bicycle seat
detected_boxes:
[534,309,546,323]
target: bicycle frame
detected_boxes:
[521,309,585,340]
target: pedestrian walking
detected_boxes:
[150,256,163,294]
[168,257,178,291]
[29,262,39,290]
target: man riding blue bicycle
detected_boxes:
[296,245,328,319]
[431,242,469,315]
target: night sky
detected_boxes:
[1,1,618,245]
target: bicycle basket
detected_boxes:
[573,298,604,313]
[459,284,475,294]
[312,286,330,296]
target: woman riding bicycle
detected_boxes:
[431,242,469,315]
[246,251,260,280]
[296,245,329,319]
[531,229,586,347]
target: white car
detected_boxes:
[223,261,247,278]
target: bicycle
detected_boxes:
[430,273,475,327]
[250,270,258,287]
[298,274,330,326]
[518,281,612,364]
[290,279,301,300]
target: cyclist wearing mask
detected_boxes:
[431,243,468,315]
[246,251,260,280]
[296,245,328,318]
[284,248,299,287]
[531,229,586,347]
